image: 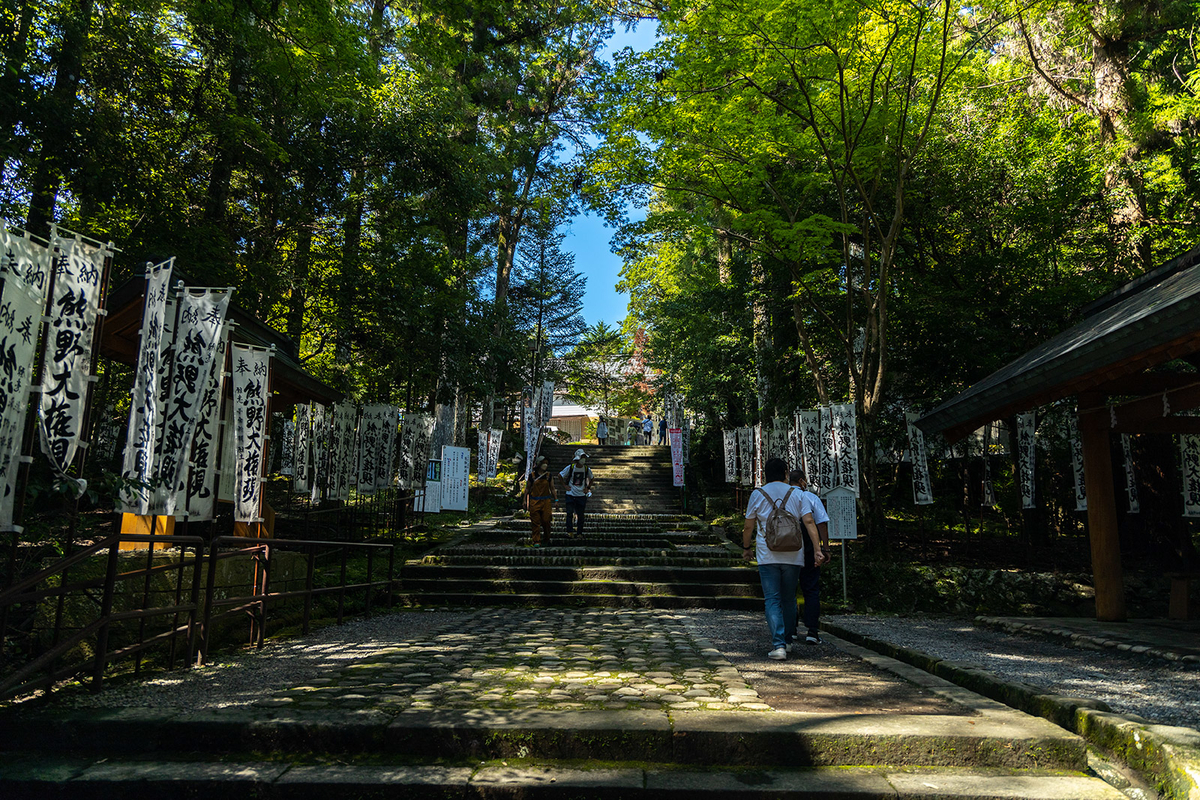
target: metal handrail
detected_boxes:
[0,532,397,701]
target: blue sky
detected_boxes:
[565,21,659,330]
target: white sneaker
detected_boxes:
[767,647,787,660]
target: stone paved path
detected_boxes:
[37,608,964,717]
[261,609,770,713]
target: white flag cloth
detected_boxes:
[1180,434,1200,518]
[830,404,859,495]
[184,325,229,521]
[737,426,752,485]
[1069,416,1087,512]
[293,403,311,494]
[1017,412,1037,509]
[231,344,271,523]
[279,418,295,477]
[309,404,327,503]
[905,412,934,505]
[722,430,736,483]
[752,423,765,486]
[376,406,399,491]
[38,235,106,493]
[486,428,503,479]
[400,413,434,490]
[817,408,836,494]
[0,228,52,531]
[118,259,173,515]
[523,405,537,481]
[798,411,822,493]
[786,418,801,474]
[1121,434,1140,514]
[980,424,996,507]
[149,289,231,516]
[540,380,554,428]
[770,418,787,460]
[477,429,490,480]
[356,405,390,496]
[334,403,357,501]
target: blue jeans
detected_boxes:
[758,563,800,650]
[798,563,821,636]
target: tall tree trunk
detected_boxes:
[25,0,93,236]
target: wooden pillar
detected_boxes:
[1078,408,1126,621]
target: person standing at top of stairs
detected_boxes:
[657,417,668,445]
[596,418,609,446]
[642,416,653,445]
[557,449,595,537]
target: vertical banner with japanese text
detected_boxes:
[1180,434,1200,518]
[669,428,684,487]
[309,404,327,503]
[118,259,173,515]
[150,288,230,516]
[722,430,736,483]
[737,426,752,485]
[399,413,434,491]
[486,428,503,479]
[830,404,859,495]
[980,424,997,507]
[753,423,765,486]
[335,404,356,501]
[231,344,271,523]
[1122,434,1140,514]
[818,408,835,495]
[39,235,107,492]
[377,406,399,491]
[798,411,822,493]
[184,325,229,521]
[1069,416,1087,512]
[523,405,537,481]
[1017,412,1037,509]
[293,403,311,494]
[540,381,554,429]
[905,412,934,505]
[0,227,52,530]
[356,405,387,496]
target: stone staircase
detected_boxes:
[397,512,760,609]
[539,443,682,514]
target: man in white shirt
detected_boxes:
[557,449,594,537]
[790,469,830,645]
[742,457,826,660]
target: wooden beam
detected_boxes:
[1078,393,1126,622]
[1090,373,1200,395]
[1078,380,1200,432]
[1113,418,1200,435]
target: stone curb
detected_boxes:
[974,615,1200,666]
[825,621,1200,800]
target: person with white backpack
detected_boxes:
[742,457,826,660]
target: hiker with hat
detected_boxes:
[524,454,557,547]
[557,449,595,537]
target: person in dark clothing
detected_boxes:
[658,417,668,445]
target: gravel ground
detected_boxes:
[829,615,1200,729]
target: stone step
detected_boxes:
[0,706,1090,772]
[0,756,1123,799]
[401,564,759,583]
[400,577,763,599]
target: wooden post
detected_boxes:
[1078,401,1126,621]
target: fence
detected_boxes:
[0,533,395,701]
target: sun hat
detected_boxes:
[573,448,589,459]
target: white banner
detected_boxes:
[400,413,434,490]
[1069,416,1087,512]
[0,228,52,530]
[905,412,934,506]
[830,404,859,495]
[1180,434,1200,518]
[737,426,752,485]
[184,325,228,521]
[722,430,736,483]
[231,344,271,523]
[477,429,490,480]
[818,408,836,495]
[1121,433,1140,514]
[798,411,822,493]
[539,380,554,428]
[752,423,764,485]
[38,235,106,491]
[441,445,470,511]
[150,289,231,516]
[486,428,503,479]
[279,418,295,477]
[293,403,311,494]
[523,405,537,481]
[670,428,684,487]
[770,418,787,459]
[1017,412,1037,509]
[309,404,327,503]
[118,259,173,515]
[334,403,357,501]
[356,404,389,495]
[786,419,801,475]
[377,406,399,491]
[980,423,996,507]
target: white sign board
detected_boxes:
[441,445,470,511]
[825,487,858,540]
